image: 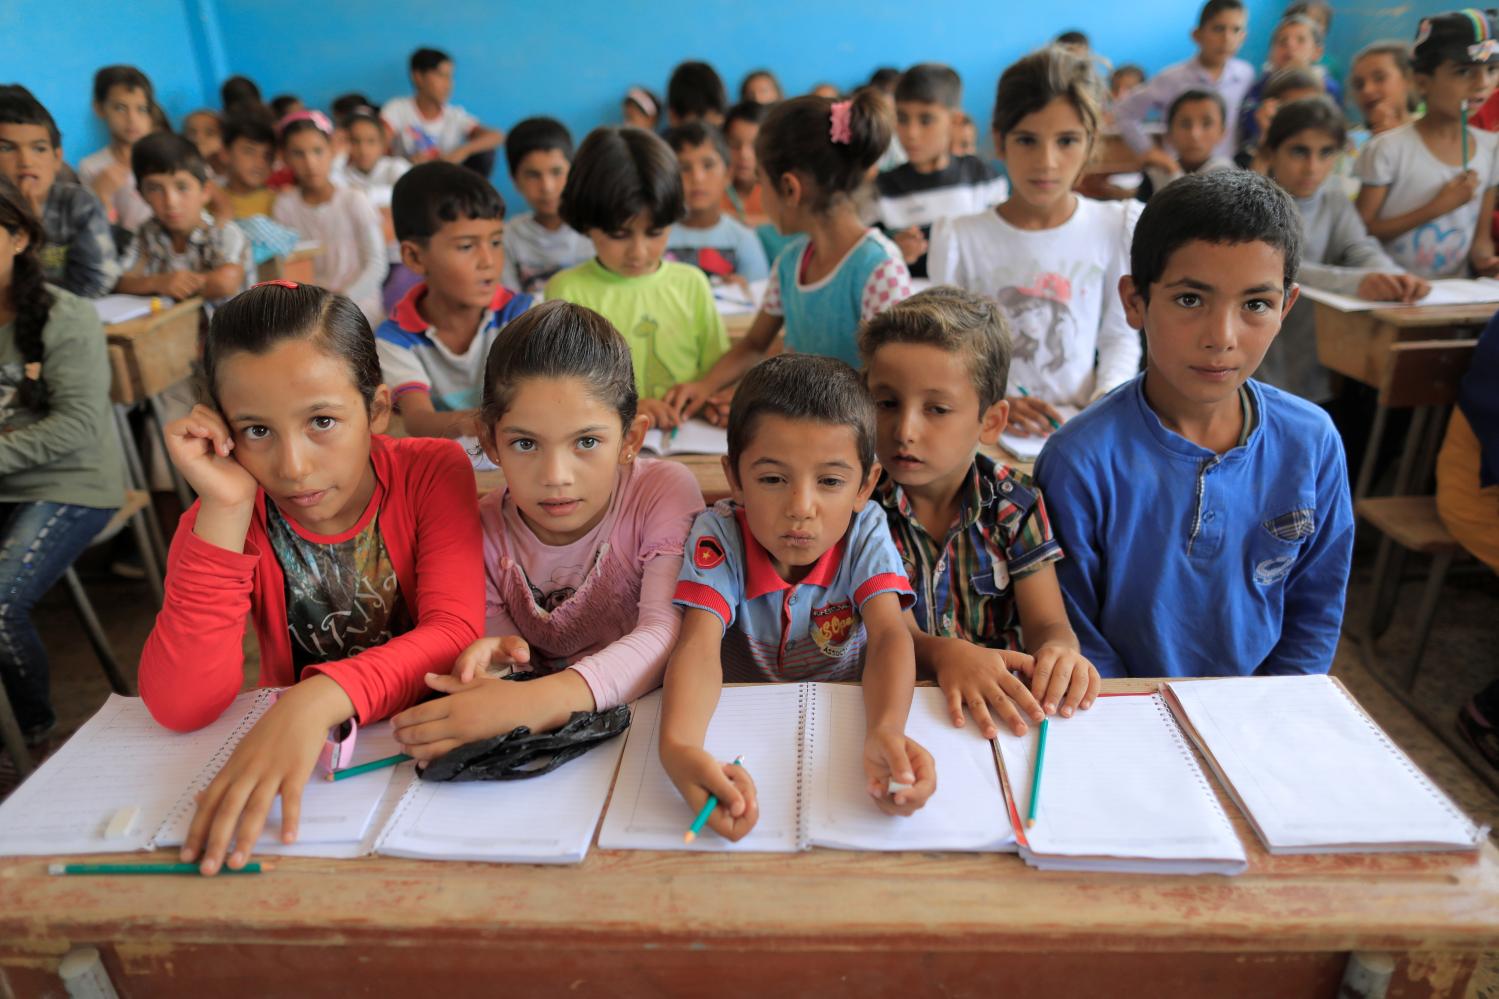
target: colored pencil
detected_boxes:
[1015,385,1063,431]
[49,862,266,875]
[1463,106,1471,171]
[684,755,745,843]
[328,752,411,782]
[1026,717,1051,829]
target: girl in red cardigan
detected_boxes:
[139,281,483,875]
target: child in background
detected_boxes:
[1349,42,1418,135]
[1357,10,1499,278]
[666,61,728,127]
[722,101,768,225]
[269,96,303,120]
[622,86,662,132]
[1258,98,1429,402]
[0,91,118,298]
[117,133,253,308]
[183,110,228,179]
[950,111,978,157]
[661,354,934,841]
[811,83,843,100]
[1239,66,1327,167]
[273,112,386,322]
[1136,89,1235,202]
[381,48,504,173]
[1055,30,1091,57]
[501,117,592,294]
[0,178,126,746]
[78,65,155,232]
[665,91,910,422]
[875,64,1008,278]
[546,127,727,432]
[222,116,277,220]
[1115,0,1255,168]
[1238,14,1343,153]
[929,48,1141,438]
[665,122,769,285]
[141,281,483,874]
[740,70,783,105]
[860,288,1100,738]
[376,162,531,439]
[391,301,703,757]
[220,76,267,120]
[1035,171,1355,678]
[336,109,410,207]
[1110,65,1147,101]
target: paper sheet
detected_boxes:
[1298,279,1499,313]
[641,419,729,457]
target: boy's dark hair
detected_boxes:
[739,69,782,103]
[667,61,728,120]
[392,160,506,243]
[665,120,730,166]
[0,176,56,407]
[1198,0,1245,28]
[895,63,962,109]
[756,89,892,210]
[868,67,901,93]
[725,100,769,131]
[223,114,275,150]
[220,75,262,112]
[560,126,684,233]
[858,286,1013,412]
[1056,30,1090,47]
[1274,12,1325,47]
[93,65,153,106]
[0,88,60,148]
[480,299,638,433]
[269,95,302,119]
[505,116,574,176]
[1264,95,1347,150]
[1284,0,1331,28]
[410,48,452,74]
[1263,66,1323,101]
[1167,88,1227,127]
[204,282,382,410]
[992,47,1100,140]
[1130,170,1302,301]
[132,132,207,185]
[331,93,375,119]
[728,354,877,478]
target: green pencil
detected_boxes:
[49,862,265,875]
[1025,717,1050,829]
[328,752,411,782]
[684,755,745,843]
[1463,106,1471,171]
[1015,385,1063,431]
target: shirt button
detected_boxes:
[1000,482,1013,494]
[942,614,954,630]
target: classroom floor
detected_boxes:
[2,532,1497,995]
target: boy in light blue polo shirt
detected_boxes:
[1035,170,1354,679]
[660,354,936,842]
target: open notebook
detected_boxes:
[1298,279,1499,313]
[1164,675,1488,854]
[641,419,729,457]
[993,692,1247,875]
[598,684,1015,853]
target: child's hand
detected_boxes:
[451,635,531,682]
[1141,148,1180,174]
[660,742,759,841]
[702,386,736,428]
[1357,272,1431,303]
[391,673,524,761]
[863,728,936,816]
[1471,243,1499,278]
[933,644,1045,738]
[638,397,680,432]
[180,677,353,875]
[1029,642,1101,718]
[662,380,710,421]
[1006,394,1064,437]
[162,270,207,300]
[93,160,130,204]
[1435,171,1481,214]
[892,226,928,265]
[164,404,260,509]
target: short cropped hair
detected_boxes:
[1263,66,1324,101]
[868,68,901,93]
[1284,0,1332,30]
[93,65,152,105]
[132,132,207,184]
[727,354,877,478]
[1264,95,1347,149]
[725,100,768,131]
[1198,0,1245,28]
[410,48,451,74]
[665,120,730,165]
[1130,170,1302,300]
[0,88,60,147]
[223,114,274,150]
[859,286,1013,411]
[1167,88,1227,127]
[895,63,962,109]
[667,61,727,120]
[505,116,574,176]
[560,126,684,233]
[392,160,506,243]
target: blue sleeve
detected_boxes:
[672,506,744,631]
[847,502,915,610]
[735,221,770,282]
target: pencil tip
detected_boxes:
[1025,819,1036,828]
[683,831,696,844]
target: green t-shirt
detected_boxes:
[544,258,728,399]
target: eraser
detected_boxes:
[887,780,912,795]
[104,805,140,840]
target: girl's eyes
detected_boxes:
[874,398,897,410]
[576,436,599,450]
[311,415,336,431]
[509,438,536,452]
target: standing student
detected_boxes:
[140,281,483,874]
[928,48,1141,438]
[78,65,156,232]
[1349,42,1419,135]
[500,117,592,295]
[664,121,769,284]
[0,178,125,746]
[1136,89,1236,202]
[721,101,768,226]
[381,48,503,174]
[391,301,703,758]
[740,70,783,106]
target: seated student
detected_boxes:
[661,353,934,841]
[336,108,410,207]
[222,115,277,220]
[875,64,1008,278]
[500,117,591,295]
[1258,98,1429,402]
[1238,14,1343,153]
[376,161,531,439]
[1237,66,1326,168]
[0,91,118,298]
[1035,170,1355,678]
[722,101,768,225]
[183,110,228,179]
[1110,65,1147,102]
[140,281,483,874]
[665,121,769,285]
[739,69,783,106]
[220,75,266,120]
[78,65,155,232]
[269,95,303,121]
[545,126,727,433]
[116,133,253,308]
[666,61,728,127]
[390,301,704,757]
[1136,89,1236,202]
[0,178,126,747]
[622,86,661,132]
[1285,0,1339,78]
[381,48,504,175]
[1358,10,1499,279]
[1349,41,1418,136]
[860,288,1101,737]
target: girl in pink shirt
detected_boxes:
[393,300,703,759]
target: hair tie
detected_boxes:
[829,100,853,144]
[625,86,657,118]
[275,109,333,138]
[254,279,299,290]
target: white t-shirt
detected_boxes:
[928,197,1142,410]
[272,186,387,324]
[502,213,594,295]
[1356,122,1499,278]
[380,96,478,160]
[335,156,411,208]
[77,147,152,232]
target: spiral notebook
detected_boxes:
[597,684,1016,853]
[1164,675,1488,854]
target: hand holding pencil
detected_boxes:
[660,742,759,843]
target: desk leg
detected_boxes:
[1392,407,1431,496]
[147,396,195,511]
[113,404,168,566]
[1341,952,1394,999]
[1354,405,1389,502]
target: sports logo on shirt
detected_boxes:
[694,536,726,570]
[811,600,857,657]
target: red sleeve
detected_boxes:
[1475,90,1499,132]
[138,505,262,733]
[304,442,484,723]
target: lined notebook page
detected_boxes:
[807,685,1015,852]
[995,694,1245,871]
[1167,675,1485,851]
[376,730,625,864]
[598,686,805,852]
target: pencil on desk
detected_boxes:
[1015,386,1062,431]
[49,862,267,875]
[684,755,745,843]
[1026,717,1050,829]
[328,753,410,782]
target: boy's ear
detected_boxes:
[721,453,745,505]
[1281,282,1301,317]
[620,414,650,464]
[399,239,428,275]
[978,399,1010,446]
[1119,274,1148,331]
[852,460,882,511]
[367,384,393,435]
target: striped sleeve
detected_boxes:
[672,507,743,631]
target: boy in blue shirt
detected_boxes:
[662,354,934,841]
[1035,170,1354,678]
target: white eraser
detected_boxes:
[887,780,912,795]
[104,805,140,840]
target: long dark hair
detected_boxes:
[0,176,52,409]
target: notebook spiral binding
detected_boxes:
[372,764,426,854]
[1151,694,1239,841]
[152,689,280,844]
[794,683,813,852]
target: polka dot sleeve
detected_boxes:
[859,255,913,322]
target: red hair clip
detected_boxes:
[254,279,300,290]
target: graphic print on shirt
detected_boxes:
[665,245,738,278]
[626,314,678,398]
[810,599,857,658]
[1397,212,1476,277]
[993,273,1076,374]
[522,551,598,612]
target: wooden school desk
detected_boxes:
[255,242,320,285]
[3,677,1494,998]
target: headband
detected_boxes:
[275,109,333,138]
[625,86,657,118]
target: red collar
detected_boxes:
[734,507,847,599]
[390,282,515,334]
